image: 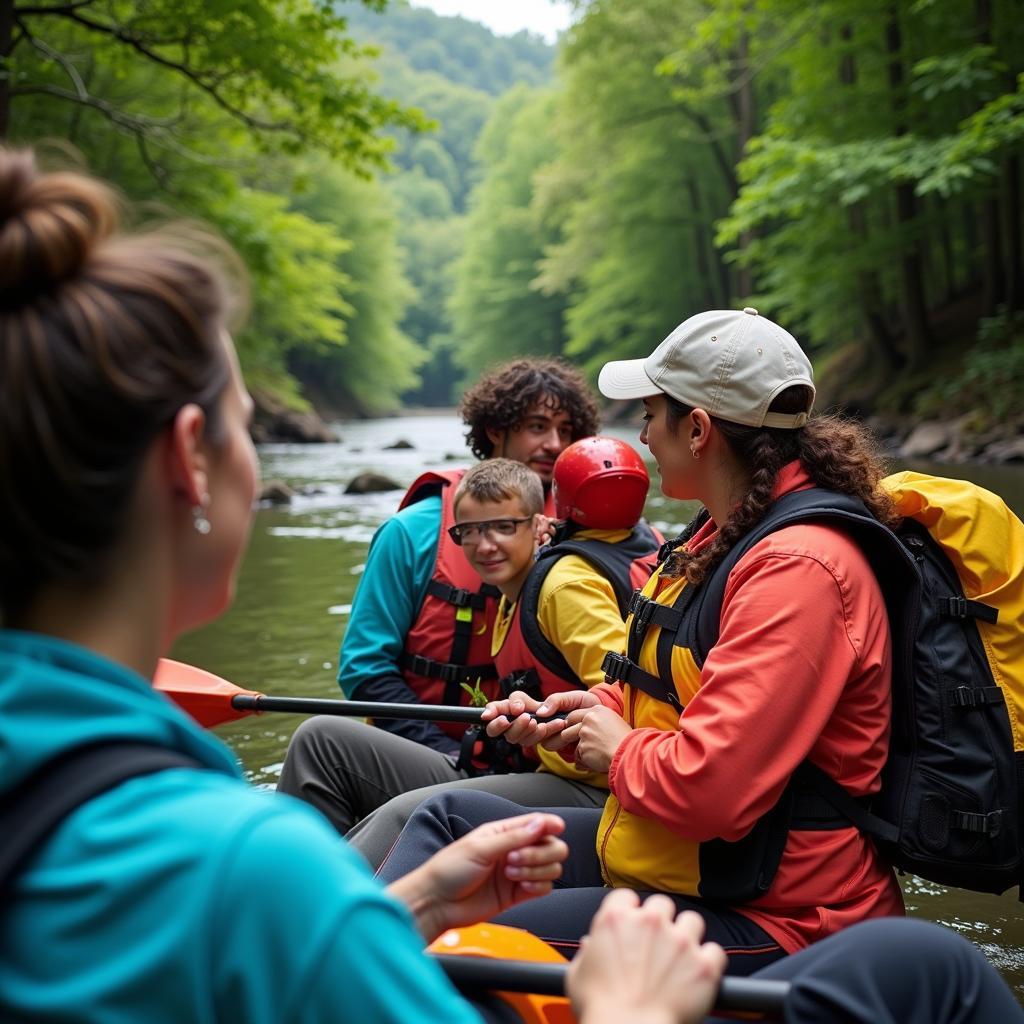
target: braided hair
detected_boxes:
[661,387,898,583]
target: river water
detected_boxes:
[169,413,1024,998]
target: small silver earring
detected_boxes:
[192,497,212,535]
[690,446,701,460]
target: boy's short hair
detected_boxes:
[453,459,545,518]
[460,358,600,461]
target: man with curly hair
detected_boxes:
[278,358,600,835]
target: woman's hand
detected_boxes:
[571,705,633,773]
[481,689,601,749]
[568,890,727,1024]
[389,813,567,943]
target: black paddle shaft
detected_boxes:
[433,954,789,1018]
[230,694,567,724]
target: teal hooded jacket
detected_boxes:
[0,630,481,1024]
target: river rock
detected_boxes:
[345,472,402,494]
[900,422,952,458]
[384,439,415,450]
[978,436,1024,464]
[260,479,295,505]
[252,391,338,444]
[274,409,338,444]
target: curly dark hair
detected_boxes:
[460,357,600,460]
[661,386,899,584]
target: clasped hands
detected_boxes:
[480,689,633,774]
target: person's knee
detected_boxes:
[409,789,525,838]
[286,715,364,763]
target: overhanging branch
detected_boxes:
[38,7,298,135]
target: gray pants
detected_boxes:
[276,716,607,869]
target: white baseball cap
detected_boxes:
[598,308,815,429]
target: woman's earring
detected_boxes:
[690,446,701,460]
[192,496,212,535]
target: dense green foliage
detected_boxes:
[3,0,424,413]
[448,0,1023,422]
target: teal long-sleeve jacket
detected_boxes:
[0,629,481,1024]
[336,493,463,755]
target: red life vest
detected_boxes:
[493,521,665,703]
[397,469,556,740]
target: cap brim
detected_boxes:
[598,359,662,400]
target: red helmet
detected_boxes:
[552,436,650,529]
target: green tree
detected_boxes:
[2,0,421,166]
[286,157,424,414]
[717,0,1024,394]
[448,87,568,380]
[533,0,745,373]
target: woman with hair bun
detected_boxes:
[0,147,718,1024]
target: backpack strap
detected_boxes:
[689,488,918,667]
[517,523,663,687]
[0,741,203,902]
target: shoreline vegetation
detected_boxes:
[251,393,1024,468]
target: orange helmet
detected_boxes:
[552,436,650,529]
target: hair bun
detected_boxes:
[0,148,119,305]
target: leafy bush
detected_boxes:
[914,309,1024,428]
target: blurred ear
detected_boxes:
[485,426,506,455]
[166,403,209,507]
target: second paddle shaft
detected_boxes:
[230,694,567,724]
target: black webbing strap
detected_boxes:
[952,809,1005,836]
[938,595,999,624]
[401,653,499,682]
[0,741,202,901]
[627,590,684,632]
[426,579,494,611]
[601,652,683,712]
[797,762,899,845]
[401,653,499,683]
[425,580,500,705]
[948,685,1006,709]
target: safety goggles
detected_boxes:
[447,517,532,546]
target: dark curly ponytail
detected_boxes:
[662,387,898,583]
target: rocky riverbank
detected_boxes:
[870,416,1024,465]
[250,391,338,444]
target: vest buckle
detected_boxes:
[601,651,631,682]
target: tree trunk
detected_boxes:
[732,31,756,299]
[839,23,901,374]
[1004,154,1023,311]
[975,0,1005,314]
[886,8,931,370]
[686,175,720,309]
[0,0,15,138]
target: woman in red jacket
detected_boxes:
[379,307,905,974]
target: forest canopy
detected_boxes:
[6,0,1022,426]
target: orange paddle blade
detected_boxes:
[153,659,263,728]
[429,924,574,1024]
